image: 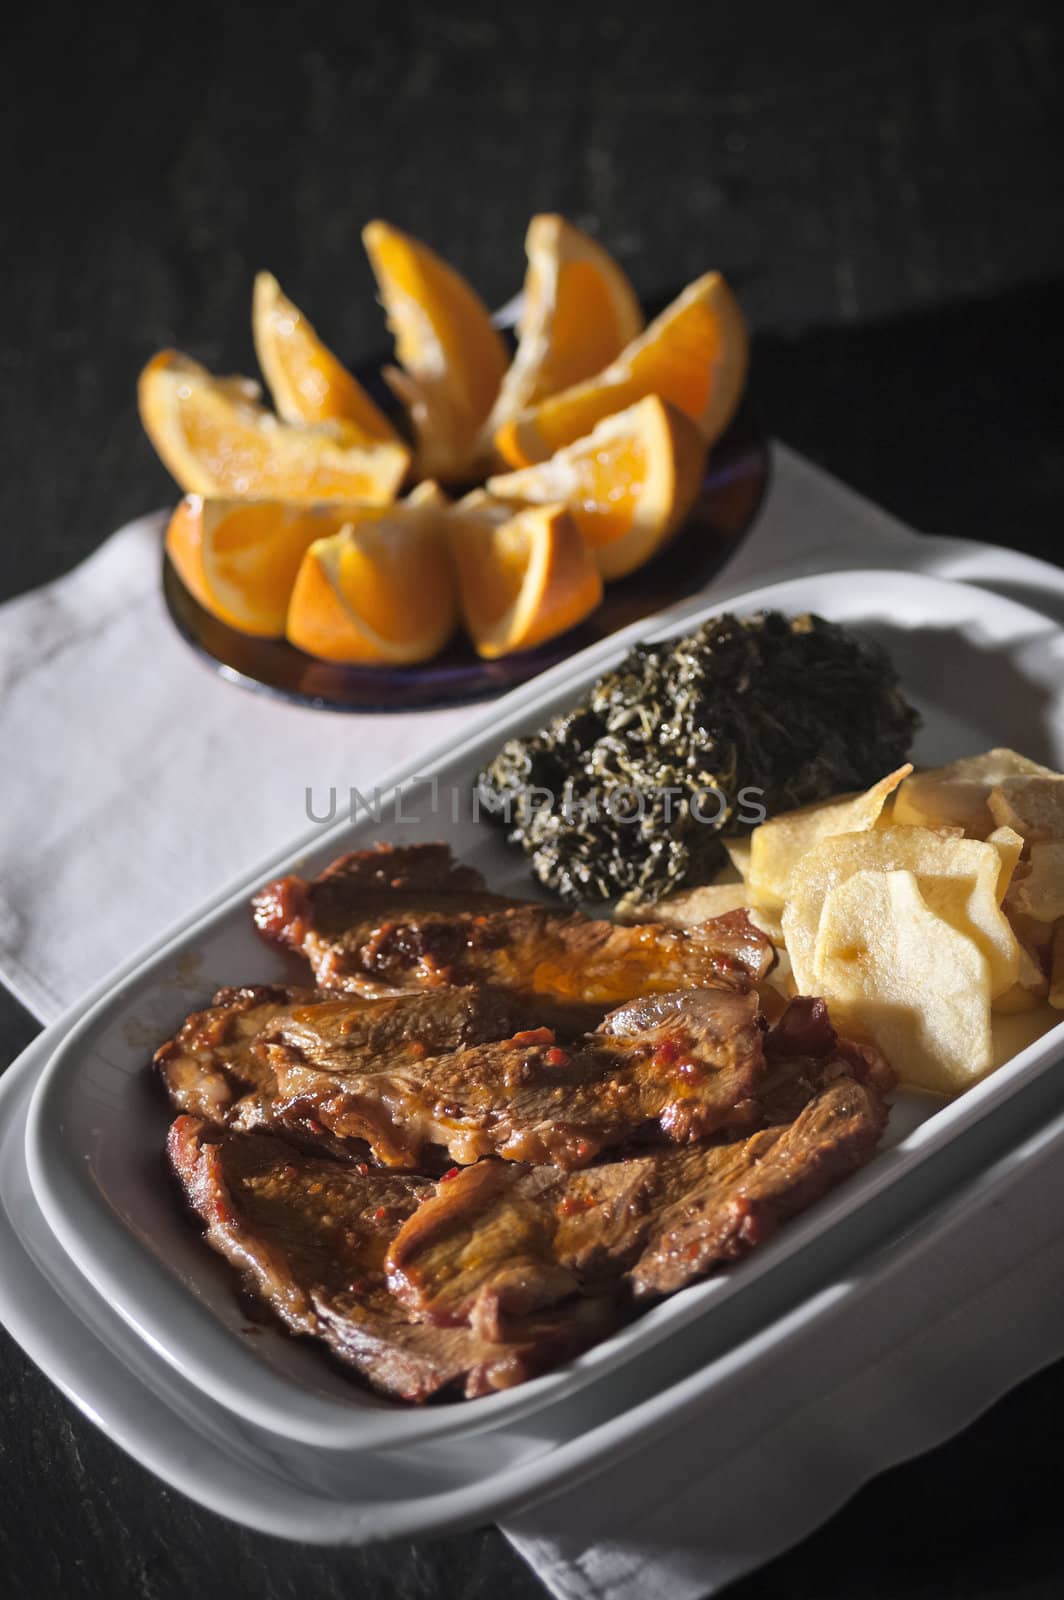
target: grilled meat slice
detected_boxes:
[385,999,892,1333]
[155,982,558,1148]
[251,843,771,1001]
[155,985,319,1125]
[168,1116,613,1401]
[259,986,766,1170]
[629,1066,888,1295]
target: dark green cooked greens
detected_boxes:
[476,611,919,908]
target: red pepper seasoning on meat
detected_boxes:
[653,1037,681,1069]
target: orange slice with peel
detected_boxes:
[165,497,368,637]
[286,498,456,664]
[138,351,410,502]
[446,493,602,658]
[487,395,707,580]
[362,220,508,482]
[252,271,401,443]
[484,214,643,440]
[494,271,748,467]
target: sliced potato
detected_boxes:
[748,765,911,910]
[622,881,748,927]
[748,904,784,944]
[1006,840,1064,923]
[812,868,993,1095]
[1050,921,1064,1010]
[894,749,1055,838]
[986,825,1024,901]
[782,827,1020,999]
[993,939,1049,1013]
[723,835,752,882]
[988,775,1064,843]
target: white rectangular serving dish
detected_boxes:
[2,1010,1064,1546]
[23,565,1064,1455]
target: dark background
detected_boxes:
[1,1,1062,1595]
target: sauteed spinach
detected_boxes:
[476,611,919,907]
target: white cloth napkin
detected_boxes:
[3,444,1064,1598]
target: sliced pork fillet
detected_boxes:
[168,1116,614,1401]
[251,843,771,1002]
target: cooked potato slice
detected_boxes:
[988,776,1064,843]
[1007,840,1064,923]
[812,868,993,1095]
[622,881,749,927]
[986,825,1025,900]
[993,938,1050,1013]
[748,765,911,910]
[894,749,1055,838]
[723,835,752,882]
[782,827,1020,999]
[748,904,784,944]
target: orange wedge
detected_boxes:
[487,395,707,580]
[446,493,602,658]
[494,271,748,467]
[362,220,509,481]
[252,271,401,443]
[138,351,410,502]
[165,497,365,636]
[484,214,643,440]
[286,499,456,664]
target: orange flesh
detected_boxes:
[207,506,331,615]
[271,313,395,438]
[567,436,645,547]
[166,499,356,635]
[180,403,387,500]
[336,533,452,645]
[534,259,634,396]
[496,279,743,468]
[365,224,507,424]
[460,523,528,625]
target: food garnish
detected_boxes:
[141,215,749,663]
[362,218,510,483]
[138,350,411,502]
[486,394,708,579]
[284,495,456,665]
[484,213,644,444]
[493,270,748,468]
[477,610,919,907]
[252,270,401,443]
[445,493,602,658]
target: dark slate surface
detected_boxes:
[2,1,1062,1595]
